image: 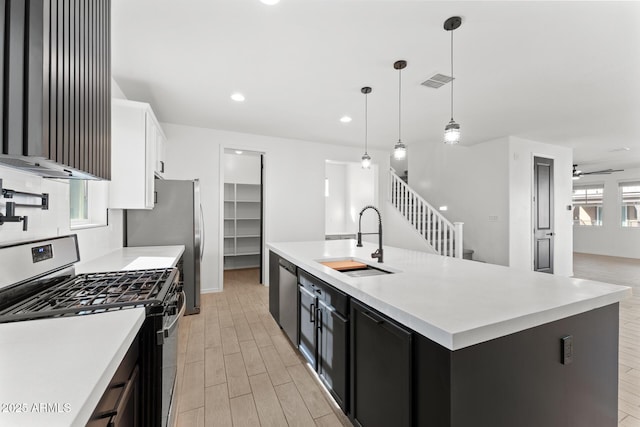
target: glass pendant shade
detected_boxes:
[361,153,371,169]
[443,119,461,145]
[393,141,407,160]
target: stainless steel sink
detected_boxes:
[317,257,397,277]
[339,265,394,277]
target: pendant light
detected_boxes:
[361,87,372,169]
[443,16,462,145]
[393,60,407,160]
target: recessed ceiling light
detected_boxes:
[260,0,280,5]
[235,150,243,155]
[231,93,245,102]
[340,116,352,123]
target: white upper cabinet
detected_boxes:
[110,99,166,209]
[155,123,167,178]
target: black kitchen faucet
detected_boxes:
[356,205,383,263]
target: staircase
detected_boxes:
[388,169,464,258]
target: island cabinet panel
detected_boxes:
[316,284,348,411]
[350,299,412,427]
[413,303,619,427]
[268,250,280,323]
[413,334,451,427]
[296,269,349,412]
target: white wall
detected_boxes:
[383,203,438,253]
[508,137,573,276]
[406,135,573,276]
[407,137,510,265]
[325,162,348,234]
[162,123,390,292]
[111,78,127,100]
[345,162,379,238]
[325,161,378,236]
[224,152,261,184]
[0,166,123,263]
[573,167,640,259]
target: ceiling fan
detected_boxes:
[572,164,624,180]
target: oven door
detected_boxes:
[160,289,186,427]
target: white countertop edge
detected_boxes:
[268,243,631,351]
[449,290,630,350]
[72,309,146,427]
[76,245,185,274]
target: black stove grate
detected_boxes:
[0,268,176,322]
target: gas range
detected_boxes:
[0,268,177,322]
[0,234,179,323]
[0,234,184,427]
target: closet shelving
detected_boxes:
[223,183,261,270]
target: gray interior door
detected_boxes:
[533,157,554,274]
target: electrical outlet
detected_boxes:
[561,335,573,365]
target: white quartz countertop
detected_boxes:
[268,240,632,350]
[0,308,145,427]
[75,245,185,274]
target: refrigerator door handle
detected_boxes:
[199,204,205,260]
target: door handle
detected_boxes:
[546,232,555,236]
[310,303,315,322]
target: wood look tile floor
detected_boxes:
[176,255,640,427]
[175,268,351,427]
[573,253,640,427]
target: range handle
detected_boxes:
[157,291,186,345]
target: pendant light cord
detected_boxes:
[398,67,402,141]
[364,92,368,154]
[450,29,454,121]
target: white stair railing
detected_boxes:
[389,169,464,258]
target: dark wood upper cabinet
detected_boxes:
[1,0,111,180]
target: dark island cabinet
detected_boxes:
[268,250,280,322]
[317,297,348,411]
[1,0,111,179]
[350,299,412,427]
[297,269,349,413]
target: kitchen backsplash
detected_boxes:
[0,165,123,263]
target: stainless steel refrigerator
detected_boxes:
[125,179,203,315]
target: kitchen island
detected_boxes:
[268,240,631,427]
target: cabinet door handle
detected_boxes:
[310,303,315,322]
[362,310,384,325]
[160,160,165,173]
[316,306,322,331]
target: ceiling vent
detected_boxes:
[421,73,453,89]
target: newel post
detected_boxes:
[454,222,464,258]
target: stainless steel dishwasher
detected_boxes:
[278,258,298,345]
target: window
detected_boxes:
[69,180,89,223]
[620,182,640,228]
[572,185,603,226]
[69,180,109,229]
